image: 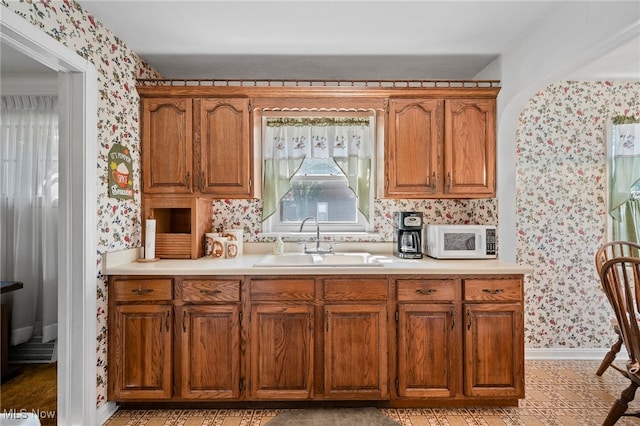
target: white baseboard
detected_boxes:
[10,325,33,346]
[526,347,629,360]
[97,402,118,426]
[42,322,57,343]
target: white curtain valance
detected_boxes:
[263,118,372,160]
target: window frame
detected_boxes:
[258,110,377,235]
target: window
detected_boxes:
[261,114,375,233]
[608,118,640,243]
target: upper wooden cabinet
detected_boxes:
[139,83,499,201]
[141,97,252,198]
[141,98,193,194]
[386,97,496,198]
[445,99,496,196]
[196,98,252,197]
[386,99,442,197]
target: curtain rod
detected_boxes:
[266,117,370,127]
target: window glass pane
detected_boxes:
[280,158,357,223]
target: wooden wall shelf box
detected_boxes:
[142,197,212,259]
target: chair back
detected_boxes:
[600,257,640,374]
[595,241,640,273]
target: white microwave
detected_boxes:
[425,224,497,259]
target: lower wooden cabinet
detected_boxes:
[249,304,314,399]
[324,304,388,399]
[178,305,241,399]
[397,303,460,398]
[108,273,524,405]
[109,278,174,400]
[463,278,524,399]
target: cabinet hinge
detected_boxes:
[395,311,399,322]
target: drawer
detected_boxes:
[397,279,460,301]
[250,279,315,301]
[464,278,522,301]
[324,278,387,301]
[112,278,173,302]
[182,279,240,302]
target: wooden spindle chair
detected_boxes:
[600,256,640,425]
[595,241,640,376]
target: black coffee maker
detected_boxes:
[393,211,423,259]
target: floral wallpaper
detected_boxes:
[211,198,497,242]
[2,0,161,407]
[516,81,640,348]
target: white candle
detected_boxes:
[144,219,156,260]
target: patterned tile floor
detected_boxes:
[105,360,640,425]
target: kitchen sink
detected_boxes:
[254,252,384,267]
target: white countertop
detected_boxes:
[104,244,534,276]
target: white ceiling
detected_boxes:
[1,1,638,81]
[74,0,567,80]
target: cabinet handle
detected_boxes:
[132,288,153,295]
[416,288,436,295]
[482,288,504,295]
[431,172,436,190]
[200,289,221,296]
[451,310,455,330]
[182,310,186,332]
[185,171,190,189]
[326,311,330,332]
[447,172,452,189]
[165,310,171,332]
[466,309,471,330]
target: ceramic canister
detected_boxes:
[225,239,239,259]
[204,233,219,257]
[223,228,244,256]
[209,235,227,259]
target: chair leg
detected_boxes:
[602,381,638,426]
[597,335,624,376]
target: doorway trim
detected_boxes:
[1,8,98,425]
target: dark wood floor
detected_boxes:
[0,362,57,425]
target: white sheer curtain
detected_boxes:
[262,117,372,221]
[610,122,640,244]
[0,95,59,345]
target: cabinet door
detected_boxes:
[250,304,314,399]
[386,99,442,197]
[110,304,172,400]
[141,98,193,194]
[444,99,495,196]
[324,304,388,399]
[179,305,241,399]
[196,98,252,197]
[464,303,524,397]
[397,303,460,398]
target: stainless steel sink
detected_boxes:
[254,252,384,267]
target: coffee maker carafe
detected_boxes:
[393,211,423,259]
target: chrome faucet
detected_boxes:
[299,217,333,254]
